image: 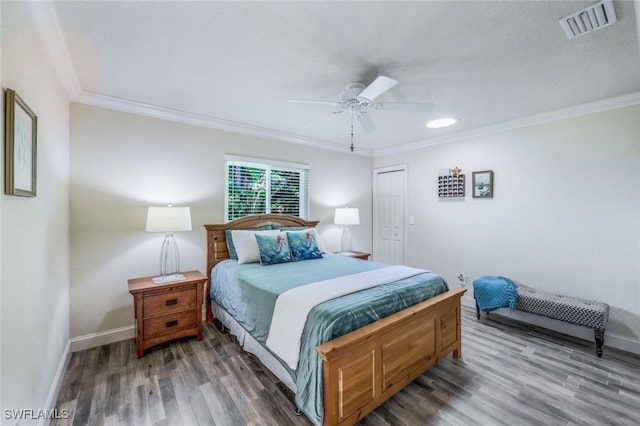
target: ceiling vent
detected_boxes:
[559,0,617,39]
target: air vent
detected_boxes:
[559,0,617,39]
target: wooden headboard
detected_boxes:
[203,214,319,320]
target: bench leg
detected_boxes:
[475,299,481,319]
[595,329,605,357]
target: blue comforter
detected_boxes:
[210,254,449,425]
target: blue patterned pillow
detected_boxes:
[287,230,323,261]
[255,232,292,265]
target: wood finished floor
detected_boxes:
[53,306,640,426]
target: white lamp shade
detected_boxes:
[334,207,360,226]
[145,206,192,232]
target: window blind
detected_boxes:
[224,155,309,221]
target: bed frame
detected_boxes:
[204,214,466,426]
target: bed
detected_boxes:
[204,214,465,425]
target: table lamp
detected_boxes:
[146,205,192,283]
[334,207,359,253]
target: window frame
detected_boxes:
[224,155,310,222]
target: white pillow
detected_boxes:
[287,228,327,253]
[232,229,281,264]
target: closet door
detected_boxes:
[373,165,406,265]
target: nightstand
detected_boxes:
[335,251,371,260]
[128,270,207,358]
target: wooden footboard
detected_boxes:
[317,287,466,426]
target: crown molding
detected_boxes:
[74,91,372,156]
[373,91,640,157]
[75,90,640,160]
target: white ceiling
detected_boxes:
[37,1,640,154]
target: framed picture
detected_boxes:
[5,89,37,197]
[472,170,493,198]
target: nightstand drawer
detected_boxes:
[143,288,197,317]
[143,310,197,340]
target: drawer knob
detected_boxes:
[166,320,178,328]
[166,298,178,306]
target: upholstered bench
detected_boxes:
[476,284,609,357]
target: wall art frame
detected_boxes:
[472,170,493,198]
[5,88,37,197]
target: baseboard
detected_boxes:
[70,325,135,352]
[68,300,640,356]
[461,295,640,355]
[605,332,640,354]
[40,339,71,426]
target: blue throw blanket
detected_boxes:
[473,276,517,312]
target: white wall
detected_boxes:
[374,105,640,349]
[69,103,372,341]
[1,2,71,423]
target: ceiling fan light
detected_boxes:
[426,117,458,129]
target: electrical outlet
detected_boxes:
[457,273,466,287]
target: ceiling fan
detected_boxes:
[287,75,433,135]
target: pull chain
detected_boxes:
[350,113,355,152]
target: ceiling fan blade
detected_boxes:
[374,102,434,112]
[287,99,341,107]
[356,75,398,103]
[357,112,376,133]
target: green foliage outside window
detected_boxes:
[270,169,301,216]
[227,165,266,220]
[226,162,306,221]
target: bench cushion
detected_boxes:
[516,286,608,331]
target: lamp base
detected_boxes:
[152,273,186,284]
[340,226,352,253]
[159,232,181,277]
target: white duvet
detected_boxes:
[266,265,428,369]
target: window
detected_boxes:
[224,155,310,221]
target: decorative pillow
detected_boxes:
[282,227,327,253]
[287,230,323,261]
[255,232,292,265]
[225,225,272,259]
[232,229,280,264]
